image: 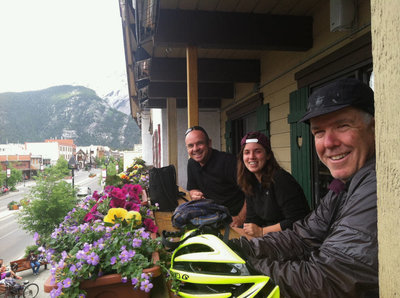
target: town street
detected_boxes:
[0,168,102,265]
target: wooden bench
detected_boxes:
[10,258,47,273]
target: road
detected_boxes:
[0,168,102,265]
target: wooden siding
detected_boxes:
[221,0,372,175]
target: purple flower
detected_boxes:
[69,264,77,273]
[131,278,138,286]
[50,266,57,276]
[140,279,153,292]
[140,231,150,239]
[119,249,133,263]
[76,250,86,260]
[50,286,62,298]
[87,252,99,265]
[50,276,56,285]
[141,273,150,280]
[83,243,91,252]
[121,276,128,283]
[132,238,142,248]
[61,251,68,260]
[110,256,117,265]
[62,278,72,288]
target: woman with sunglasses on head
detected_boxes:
[237,131,310,237]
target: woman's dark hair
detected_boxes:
[237,136,280,197]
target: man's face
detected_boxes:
[185,130,211,166]
[310,107,375,182]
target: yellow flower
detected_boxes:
[125,211,142,226]
[119,173,129,180]
[104,208,128,224]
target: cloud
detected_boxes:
[0,0,127,94]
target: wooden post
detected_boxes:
[186,46,199,127]
[167,97,178,171]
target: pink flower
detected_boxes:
[143,218,158,233]
[110,198,125,208]
[124,201,140,212]
[83,212,96,222]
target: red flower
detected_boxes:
[143,218,158,233]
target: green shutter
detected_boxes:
[225,120,232,153]
[287,88,312,208]
[256,103,270,138]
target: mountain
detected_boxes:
[0,85,141,149]
[102,89,130,115]
[92,72,131,115]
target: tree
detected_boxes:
[42,156,70,180]
[0,171,5,187]
[18,172,78,238]
[6,166,23,190]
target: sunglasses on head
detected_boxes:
[185,126,208,137]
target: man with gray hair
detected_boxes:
[231,78,378,297]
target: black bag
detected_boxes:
[171,199,232,230]
[162,199,232,251]
[149,165,182,211]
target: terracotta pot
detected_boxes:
[44,251,161,297]
[81,252,161,298]
[12,205,19,210]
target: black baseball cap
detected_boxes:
[299,78,374,123]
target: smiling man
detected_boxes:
[185,126,246,227]
[231,78,378,297]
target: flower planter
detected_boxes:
[12,205,19,210]
[45,252,161,297]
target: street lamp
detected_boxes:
[102,158,109,185]
[68,156,77,189]
[104,158,109,173]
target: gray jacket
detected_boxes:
[233,158,378,297]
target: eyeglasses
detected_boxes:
[185,126,208,137]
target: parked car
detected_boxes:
[77,186,91,197]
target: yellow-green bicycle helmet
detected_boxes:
[170,231,280,298]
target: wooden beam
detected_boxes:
[144,98,221,109]
[150,58,260,83]
[167,98,178,171]
[155,9,312,51]
[146,82,233,98]
[187,46,199,127]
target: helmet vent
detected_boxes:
[175,243,213,258]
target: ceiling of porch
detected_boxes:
[120,0,320,116]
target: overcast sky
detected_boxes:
[0,0,127,95]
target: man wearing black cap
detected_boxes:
[185,126,246,226]
[231,78,378,297]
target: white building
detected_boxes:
[25,142,59,165]
[0,143,26,155]
[122,144,143,171]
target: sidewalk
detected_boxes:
[15,265,50,298]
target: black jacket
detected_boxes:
[187,149,245,216]
[233,158,378,297]
[246,168,310,230]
